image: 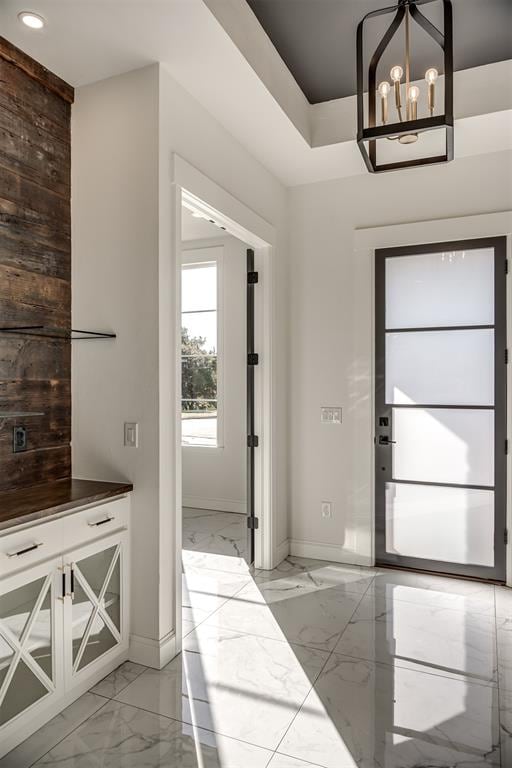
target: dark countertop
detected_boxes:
[0,478,133,532]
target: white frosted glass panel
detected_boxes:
[386,249,494,329]
[386,483,494,566]
[392,408,494,486]
[182,262,216,312]
[386,329,494,406]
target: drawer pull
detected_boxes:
[7,542,44,558]
[88,516,114,528]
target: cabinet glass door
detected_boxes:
[375,238,507,580]
[70,543,122,675]
[0,570,55,727]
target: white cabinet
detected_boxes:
[64,531,128,689]
[0,497,130,758]
[0,557,63,731]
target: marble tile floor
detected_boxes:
[182,507,247,560]
[3,555,512,767]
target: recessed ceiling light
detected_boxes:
[18,11,46,29]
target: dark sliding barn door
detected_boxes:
[375,237,507,581]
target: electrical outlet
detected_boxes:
[124,422,139,448]
[321,407,342,424]
[13,426,27,453]
[321,501,333,519]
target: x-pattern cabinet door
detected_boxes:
[63,531,128,688]
[0,557,63,732]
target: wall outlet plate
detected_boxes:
[124,422,139,448]
[321,407,342,424]
[321,501,333,519]
[13,426,27,453]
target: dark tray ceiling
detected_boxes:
[246,0,512,103]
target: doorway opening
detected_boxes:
[180,203,256,566]
[374,236,507,582]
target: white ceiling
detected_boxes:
[182,206,225,242]
[0,0,510,187]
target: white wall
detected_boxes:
[72,63,288,667]
[71,66,160,647]
[288,151,512,564]
[158,64,290,560]
[182,237,247,514]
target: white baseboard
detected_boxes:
[129,630,177,669]
[289,538,373,567]
[182,496,246,515]
[275,538,290,566]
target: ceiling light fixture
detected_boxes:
[18,11,46,29]
[356,0,453,173]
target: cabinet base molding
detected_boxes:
[0,649,129,759]
[129,629,177,669]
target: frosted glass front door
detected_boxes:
[392,408,494,487]
[375,238,506,579]
[386,483,494,566]
[385,248,494,329]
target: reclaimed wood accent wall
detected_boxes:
[0,36,74,491]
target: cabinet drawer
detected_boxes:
[61,496,129,552]
[0,517,64,577]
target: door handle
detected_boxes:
[88,516,114,527]
[6,542,43,558]
[378,436,397,445]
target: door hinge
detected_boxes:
[505,529,509,545]
[248,353,259,366]
[248,271,259,284]
[247,517,259,530]
[247,435,259,448]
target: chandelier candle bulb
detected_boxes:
[378,81,390,123]
[407,85,420,120]
[425,67,439,115]
[390,65,403,113]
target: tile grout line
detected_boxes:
[100,695,279,759]
[21,663,149,768]
[26,696,112,768]
[269,573,377,766]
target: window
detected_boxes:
[181,252,221,447]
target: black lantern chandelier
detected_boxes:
[356,0,453,173]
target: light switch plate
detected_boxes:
[124,422,138,448]
[321,407,342,424]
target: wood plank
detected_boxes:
[0,197,71,279]
[0,339,71,380]
[0,297,70,330]
[0,265,70,312]
[0,445,71,493]
[0,109,70,195]
[0,36,74,103]
[0,164,70,220]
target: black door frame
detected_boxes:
[375,236,507,582]
[246,248,258,564]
